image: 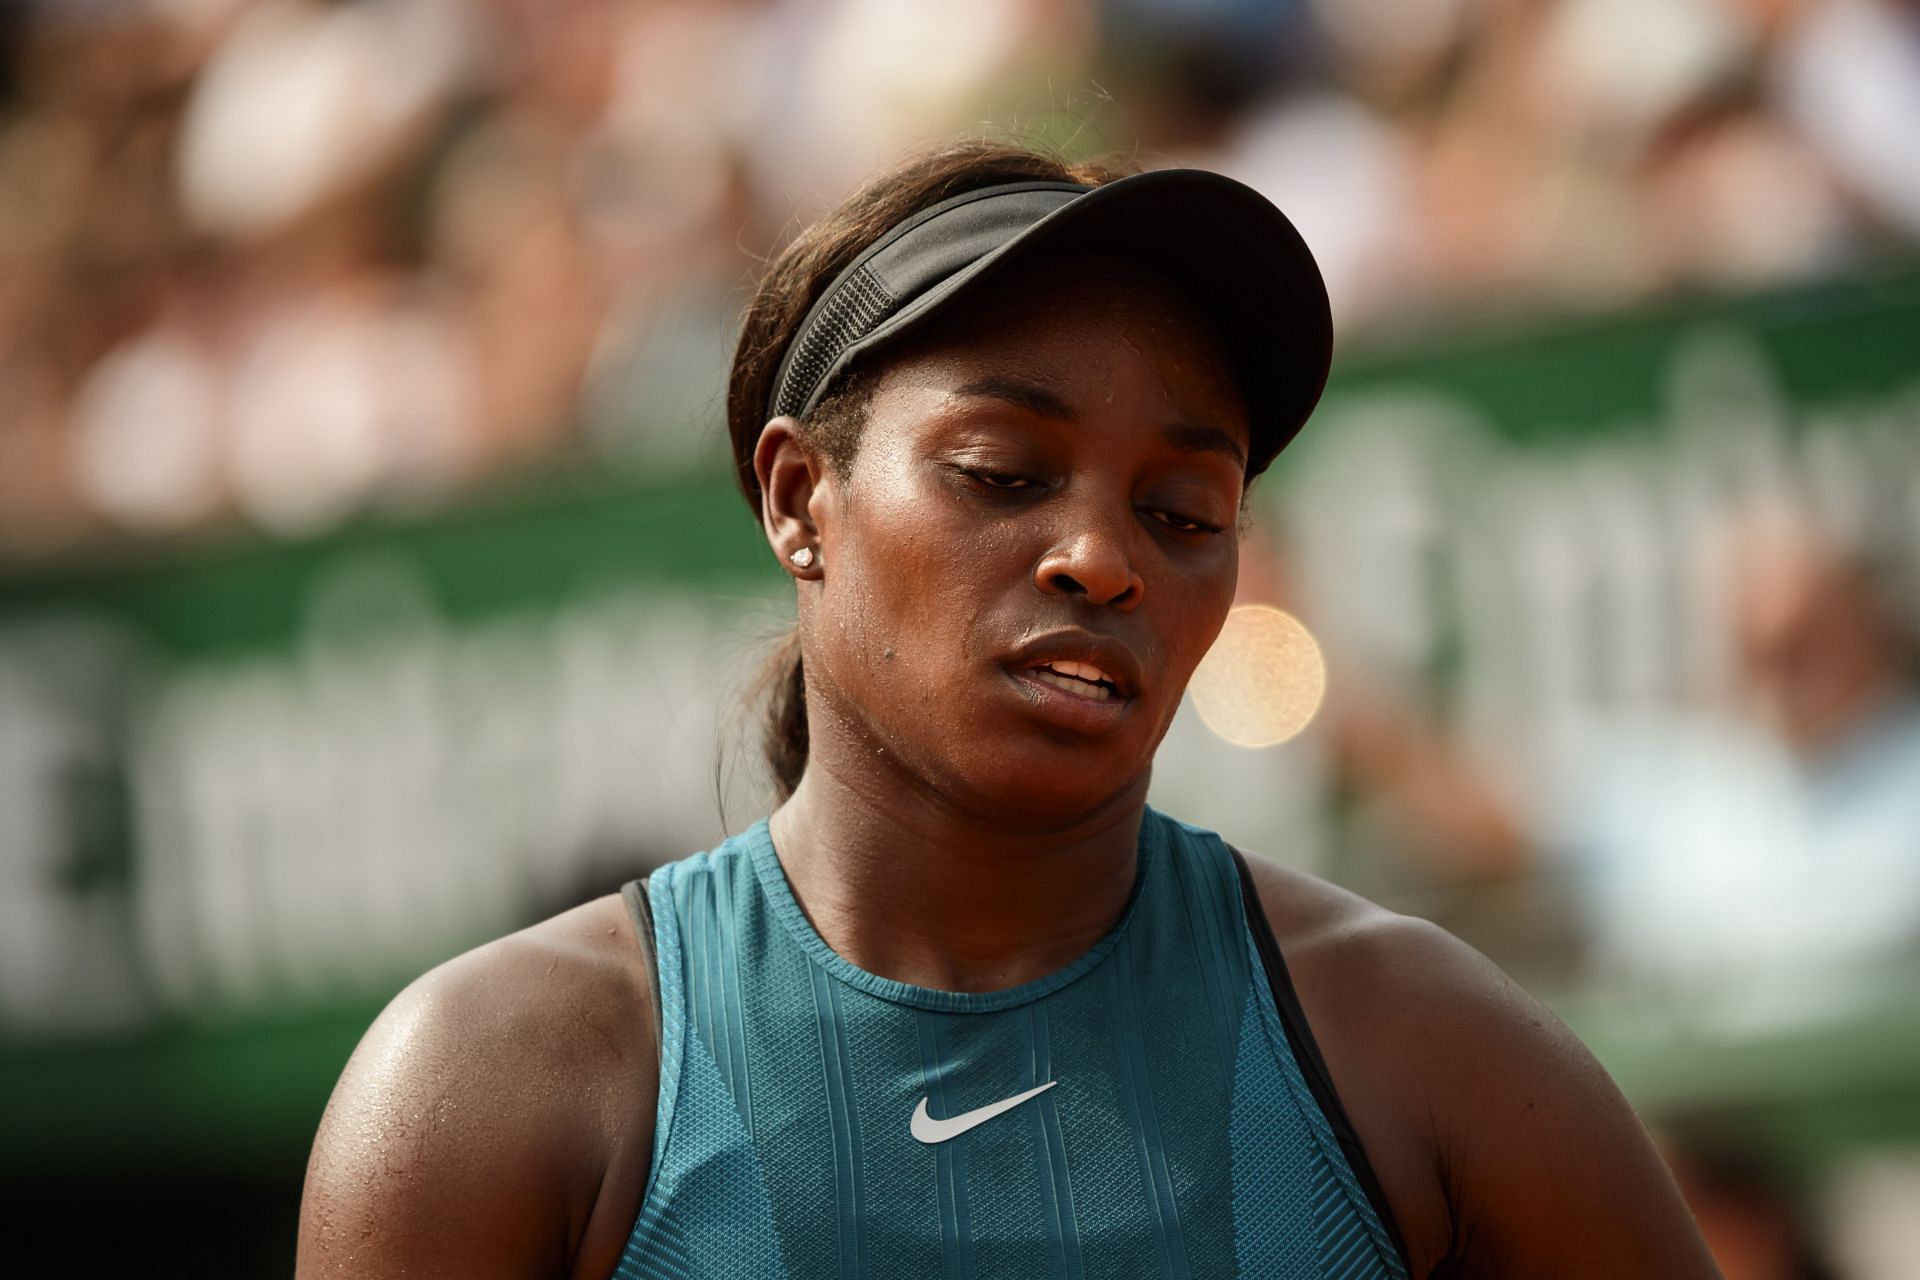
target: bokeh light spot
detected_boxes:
[1188,605,1327,748]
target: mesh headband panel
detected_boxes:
[767,182,1088,421]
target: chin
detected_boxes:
[952,739,1152,828]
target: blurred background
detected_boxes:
[2,0,1919,1274]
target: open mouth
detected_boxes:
[1024,659,1120,701]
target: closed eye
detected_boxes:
[961,468,1041,491]
[1149,509,1225,535]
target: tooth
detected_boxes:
[1032,670,1113,700]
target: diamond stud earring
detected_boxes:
[788,547,815,569]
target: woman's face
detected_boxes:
[792,255,1253,823]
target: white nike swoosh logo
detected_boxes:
[910,1081,1058,1144]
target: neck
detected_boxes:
[767,752,1149,994]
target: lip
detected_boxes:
[999,629,1144,735]
[1005,630,1144,696]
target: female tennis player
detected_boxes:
[296,142,1720,1278]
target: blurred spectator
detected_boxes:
[1773,0,1920,239]
[756,0,1095,215]
[1546,497,1920,1008]
[1638,89,1849,288]
[1332,493,1920,1013]
[175,0,473,241]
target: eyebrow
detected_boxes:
[952,376,1074,420]
[952,375,1247,468]
[1160,422,1247,469]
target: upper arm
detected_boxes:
[297,970,572,1278]
[296,899,657,1280]
[1383,920,1719,1277]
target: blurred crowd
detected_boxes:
[2,0,1919,559]
[1319,491,1920,1012]
[5,6,1920,1273]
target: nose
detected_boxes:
[1034,506,1144,610]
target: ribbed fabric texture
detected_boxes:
[616,808,1408,1279]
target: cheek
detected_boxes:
[822,486,1009,691]
[1155,549,1239,680]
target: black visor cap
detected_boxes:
[767,167,1333,481]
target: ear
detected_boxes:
[754,416,827,580]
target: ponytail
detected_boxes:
[761,627,808,801]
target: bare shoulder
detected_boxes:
[1237,851,1716,1278]
[1237,850,1414,980]
[1241,850,1557,1072]
[296,893,659,1280]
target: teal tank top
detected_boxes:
[614,806,1410,1279]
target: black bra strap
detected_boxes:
[1230,847,1412,1273]
[620,878,663,1047]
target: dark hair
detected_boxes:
[730,141,1132,800]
